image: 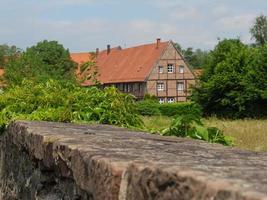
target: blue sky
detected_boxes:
[0,0,266,52]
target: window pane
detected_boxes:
[177,82,184,91]
[167,64,174,73]
[157,83,164,91]
[167,97,175,103]
[158,66,163,73]
[159,98,165,104]
[179,65,184,73]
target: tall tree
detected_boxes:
[250,15,267,46]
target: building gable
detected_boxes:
[146,42,196,102]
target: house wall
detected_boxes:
[146,42,196,102]
[104,82,146,99]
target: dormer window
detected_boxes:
[179,65,184,73]
[158,66,163,73]
[167,64,174,73]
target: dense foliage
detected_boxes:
[0,80,143,130]
[191,39,267,118]
[4,40,76,85]
[136,100,202,117]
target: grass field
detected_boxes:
[142,116,267,152]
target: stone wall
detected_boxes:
[0,121,267,200]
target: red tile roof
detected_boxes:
[71,41,169,85]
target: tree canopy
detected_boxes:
[4,40,76,85]
[191,39,267,118]
[250,15,267,46]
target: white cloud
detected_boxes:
[212,5,230,18]
[170,5,201,21]
[217,14,257,31]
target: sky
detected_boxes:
[0,0,266,52]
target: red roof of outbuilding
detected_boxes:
[71,41,169,85]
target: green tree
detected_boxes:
[250,15,267,46]
[191,39,258,118]
[4,40,76,85]
[244,44,267,116]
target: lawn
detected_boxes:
[142,116,267,152]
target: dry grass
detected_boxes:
[204,118,267,152]
[142,115,267,152]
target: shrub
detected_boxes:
[158,102,202,117]
[136,100,160,116]
[136,100,202,118]
[0,79,143,130]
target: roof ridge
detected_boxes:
[70,41,169,54]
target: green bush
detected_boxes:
[136,100,160,116]
[0,79,143,130]
[158,102,202,117]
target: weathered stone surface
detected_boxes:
[0,120,267,200]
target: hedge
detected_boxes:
[136,100,202,117]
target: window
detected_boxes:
[177,82,184,91]
[159,97,165,104]
[124,84,132,92]
[157,82,164,91]
[179,65,184,73]
[167,64,174,73]
[158,66,163,73]
[167,97,175,103]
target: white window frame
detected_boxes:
[179,65,184,73]
[177,82,184,91]
[158,66,163,73]
[167,64,174,73]
[157,82,164,91]
[159,97,165,104]
[167,97,175,103]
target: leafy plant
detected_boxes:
[162,113,232,146]
[0,79,143,131]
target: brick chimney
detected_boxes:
[107,45,111,55]
[156,38,161,49]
